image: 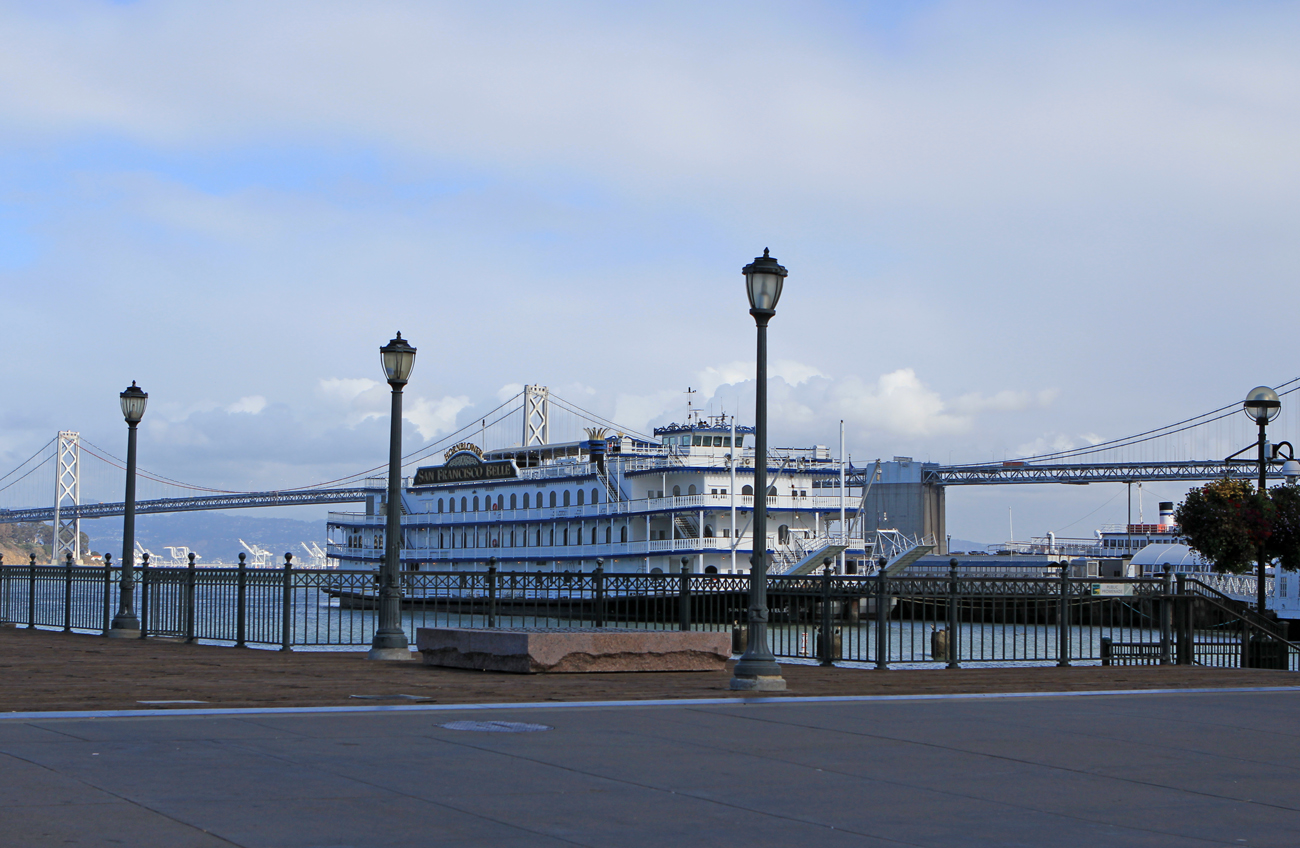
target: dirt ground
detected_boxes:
[2,625,1297,713]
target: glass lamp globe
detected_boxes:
[380,333,417,386]
[743,248,788,313]
[120,382,148,424]
[1243,386,1281,424]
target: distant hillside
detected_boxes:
[0,521,94,565]
[82,512,327,564]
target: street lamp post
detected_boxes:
[369,333,417,661]
[731,248,788,692]
[1244,386,1281,613]
[109,382,147,638]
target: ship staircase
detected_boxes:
[673,513,700,540]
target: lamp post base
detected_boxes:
[729,674,787,691]
[366,647,415,661]
[107,628,140,640]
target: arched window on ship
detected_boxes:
[620,526,628,543]
[742,485,754,496]
[576,489,584,506]
[522,492,530,508]
[437,498,444,513]
[510,493,517,510]
[592,488,599,504]
[563,490,571,507]
[688,484,697,496]
[673,485,681,497]
[549,491,557,508]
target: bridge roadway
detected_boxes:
[851,460,1281,487]
[0,487,377,524]
[0,461,1282,524]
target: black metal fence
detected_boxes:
[2,559,1296,670]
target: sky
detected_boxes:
[3,0,1299,545]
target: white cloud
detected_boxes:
[405,395,472,442]
[225,395,266,414]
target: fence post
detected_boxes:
[235,552,248,648]
[101,553,112,635]
[487,559,497,628]
[27,552,36,629]
[281,552,293,652]
[185,552,197,643]
[1056,559,1070,667]
[594,558,606,628]
[0,553,6,625]
[679,558,691,632]
[1174,573,1188,665]
[1160,564,1173,665]
[819,562,834,667]
[875,565,889,670]
[946,558,960,669]
[138,552,150,639]
[63,552,73,633]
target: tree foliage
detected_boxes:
[1175,478,1300,573]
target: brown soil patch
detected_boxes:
[2,626,1296,713]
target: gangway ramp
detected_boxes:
[783,542,849,575]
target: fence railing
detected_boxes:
[2,562,1296,670]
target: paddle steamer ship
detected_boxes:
[327,406,866,576]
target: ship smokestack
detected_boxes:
[1159,501,1174,528]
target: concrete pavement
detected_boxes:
[2,689,1298,847]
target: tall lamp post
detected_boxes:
[1244,386,1281,613]
[369,333,417,661]
[109,382,147,638]
[731,248,788,692]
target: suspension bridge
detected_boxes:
[4,380,1300,563]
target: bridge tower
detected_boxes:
[523,385,549,446]
[53,431,81,564]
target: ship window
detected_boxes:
[439,533,444,548]
[651,567,663,575]
[592,488,599,504]
[688,484,697,495]
[768,486,777,496]
[621,526,628,543]
[473,496,479,511]
[549,528,554,546]
[577,489,585,506]
[437,498,444,513]
[723,437,731,447]
[563,490,571,507]
[606,526,611,543]
[460,497,467,512]
[705,565,718,574]
[510,493,517,509]
[673,485,681,497]
[693,435,703,446]
[742,485,753,496]
[704,525,713,537]
[550,491,557,508]
[523,492,530,508]
[722,529,730,538]
[562,528,568,546]
[713,437,723,446]
[591,527,597,544]
[778,524,790,543]
[736,436,744,447]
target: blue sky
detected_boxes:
[3,0,1299,543]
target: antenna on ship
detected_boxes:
[685,386,698,425]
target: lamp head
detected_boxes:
[743,248,788,314]
[120,381,148,424]
[380,333,417,386]
[1244,386,1281,424]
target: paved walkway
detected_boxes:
[2,688,1299,847]
[5,627,1300,711]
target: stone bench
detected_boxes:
[415,627,731,674]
